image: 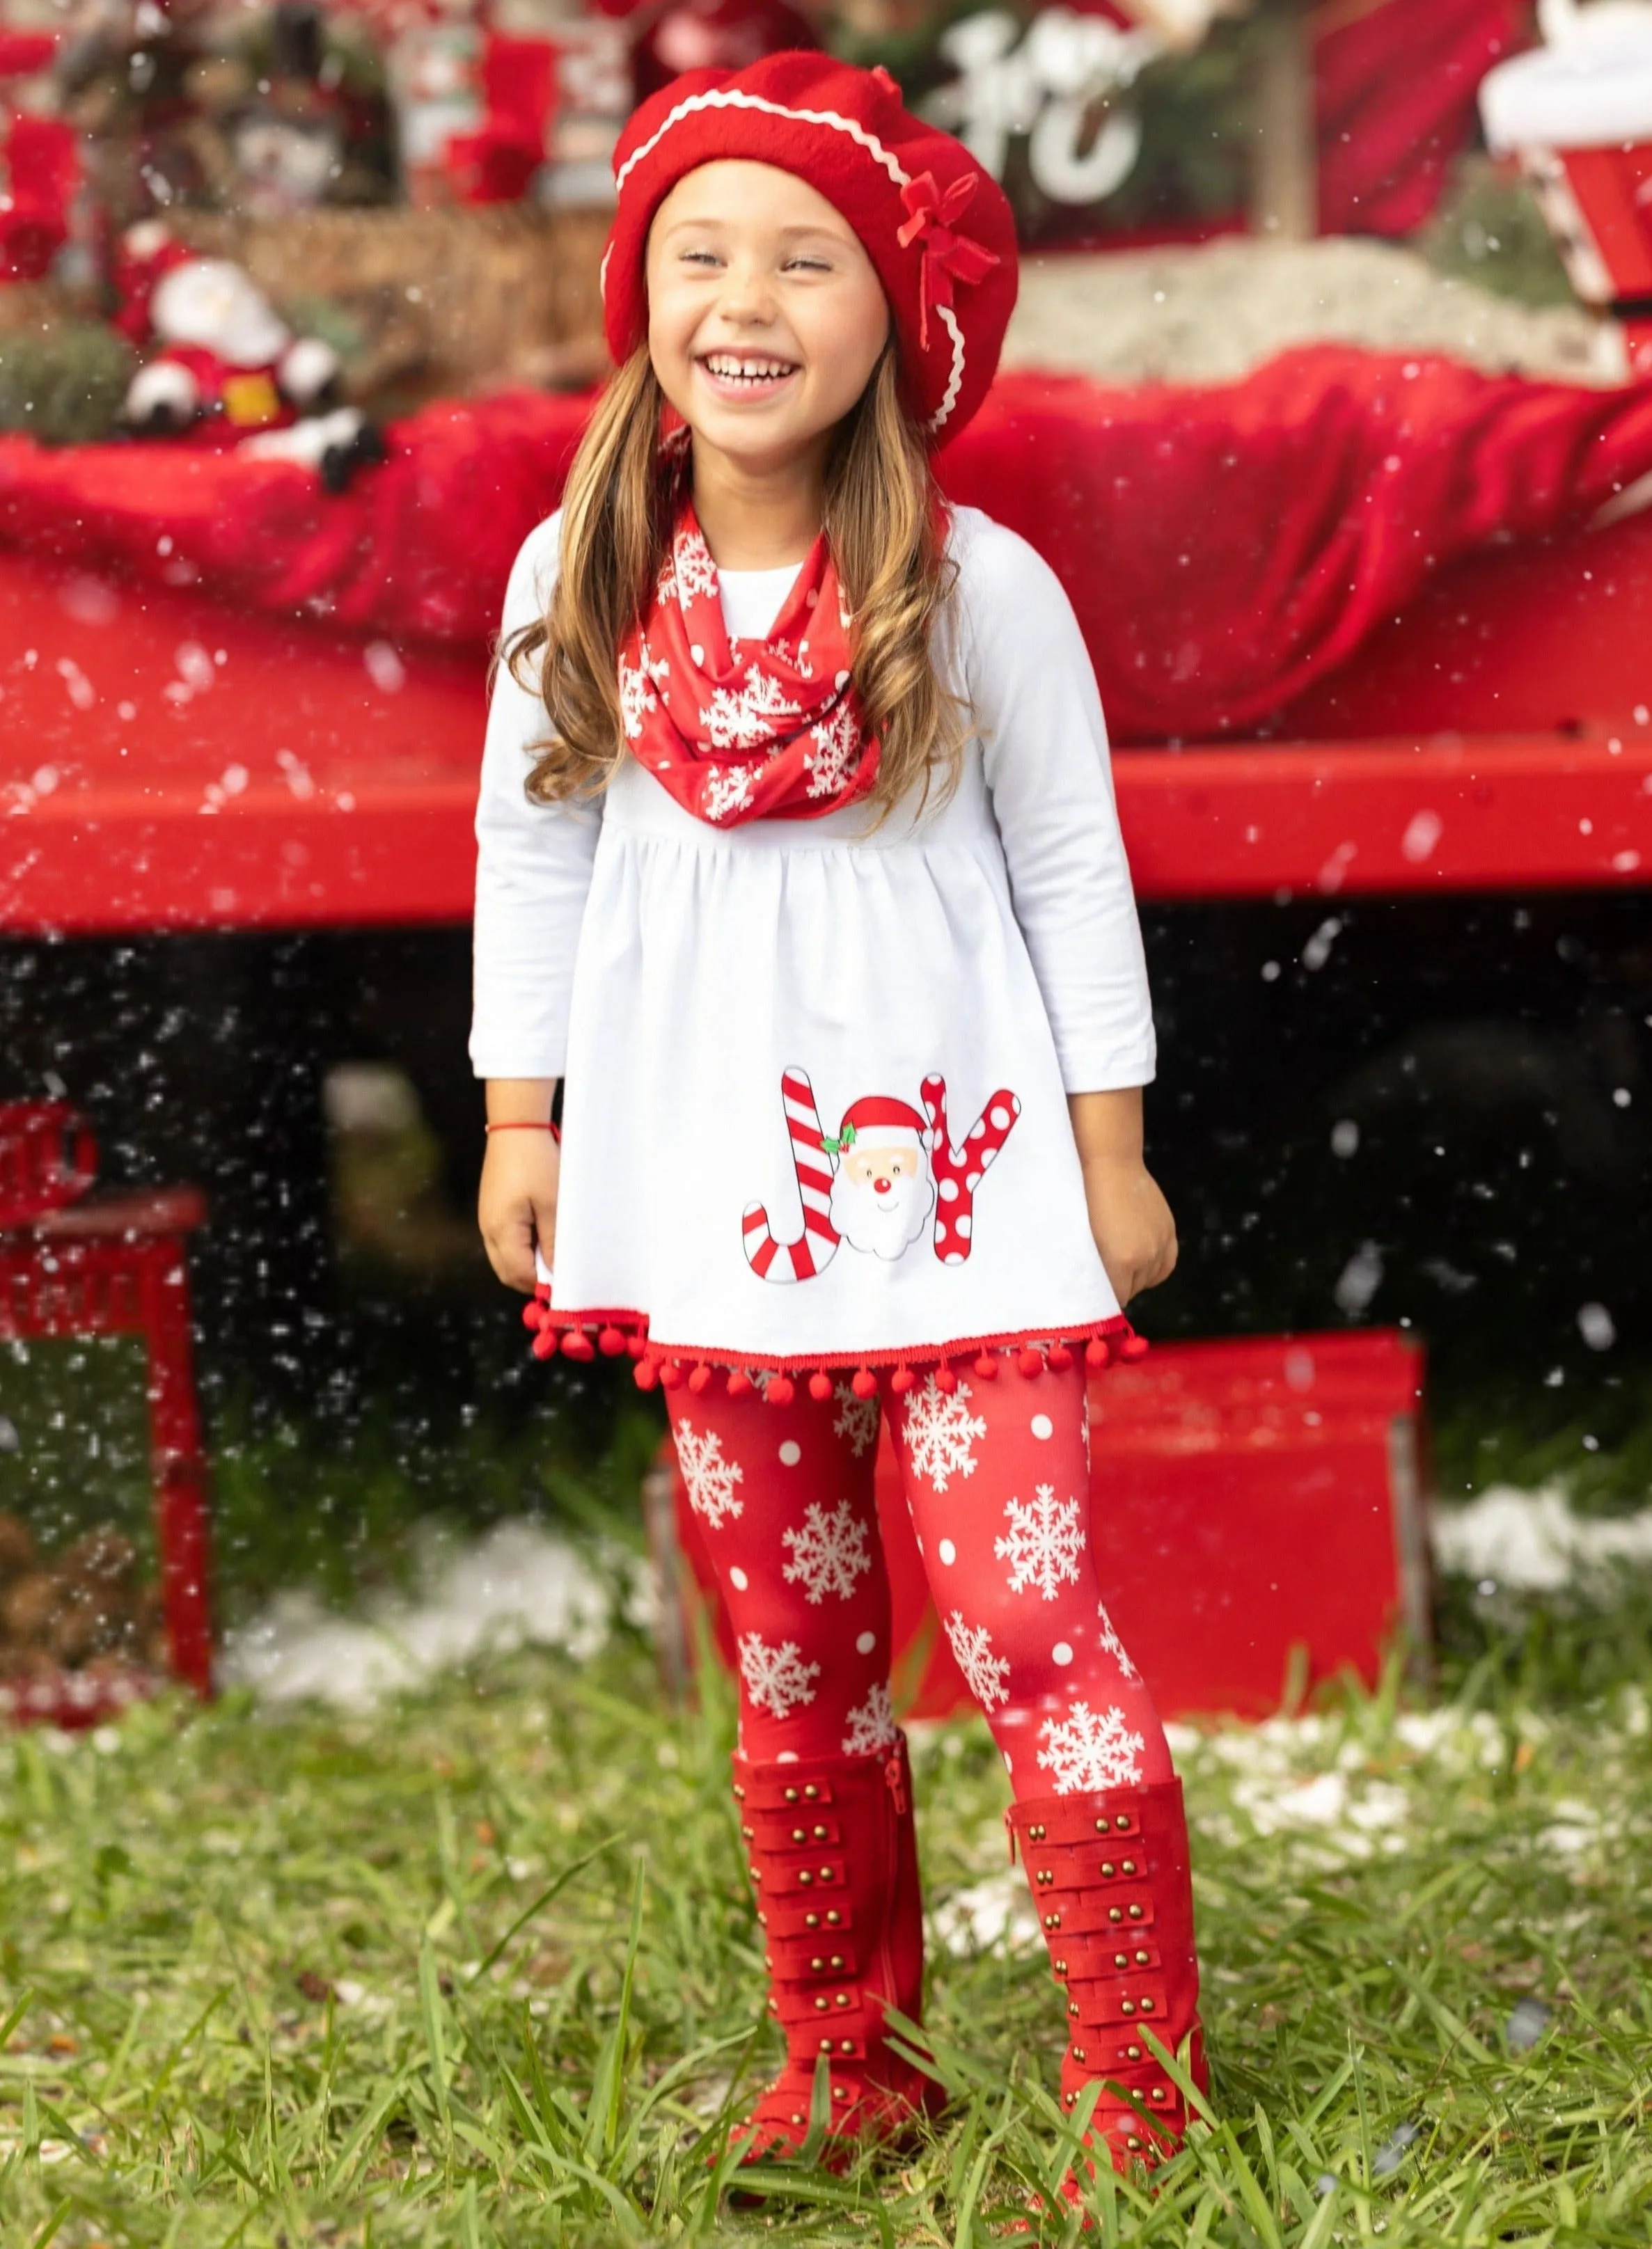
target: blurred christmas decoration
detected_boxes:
[1481,0,1652,374]
[918,3,1258,243]
[631,0,820,105]
[0,28,78,279]
[113,218,384,483]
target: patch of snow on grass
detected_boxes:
[1432,1485,1652,1591]
[222,1520,620,1710]
[929,1870,1042,1957]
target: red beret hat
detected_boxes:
[601,52,1019,445]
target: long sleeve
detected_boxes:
[469,510,602,1080]
[960,512,1156,1094]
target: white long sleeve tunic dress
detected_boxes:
[471,503,1156,1380]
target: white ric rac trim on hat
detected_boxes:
[613,85,970,433]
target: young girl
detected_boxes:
[471,53,1206,2181]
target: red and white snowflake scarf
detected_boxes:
[617,495,880,826]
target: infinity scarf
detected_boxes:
[617,496,880,826]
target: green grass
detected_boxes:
[1,1572,1650,2246]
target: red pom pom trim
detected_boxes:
[808,1370,834,1402]
[766,1373,796,1407]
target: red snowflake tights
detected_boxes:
[670,1355,1174,1798]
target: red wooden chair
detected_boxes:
[0,1103,213,1719]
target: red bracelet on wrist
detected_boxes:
[485,1121,559,1134]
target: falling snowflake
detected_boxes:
[995,1484,1085,1602]
[832,1382,879,1458]
[618,654,658,741]
[1096,1601,1138,1681]
[782,1499,872,1604]
[902,1377,987,1492]
[1036,1701,1145,1794]
[841,1682,898,1756]
[701,765,757,823]
[944,1610,1011,1709]
[739,1632,821,1719]
[805,701,863,798]
[673,526,721,603]
[675,1418,744,1528]
[700,664,801,751]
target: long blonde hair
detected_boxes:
[503,341,968,820]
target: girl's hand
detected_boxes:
[1066,1086,1177,1307]
[479,1080,560,1292]
[1079,1151,1177,1307]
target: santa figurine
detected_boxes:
[113,219,383,489]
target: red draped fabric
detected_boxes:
[4,350,1652,741]
[1313,0,1527,237]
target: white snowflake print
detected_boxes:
[675,1418,744,1528]
[618,654,658,741]
[841,1682,899,1757]
[1036,1701,1146,1794]
[1096,1600,1139,1682]
[782,1499,872,1604]
[738,1632,821,1719]
[995,1484,1086,1602]
[700,764,757,823]
[805,701,863,798]
[673,526,721,604]
[902,1377,988,1493]
[943,1609,1011,1709]
[700,663,801,751]
[832,1382,879,1459]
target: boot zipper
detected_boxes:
[883,1751,907,1815]
[874,1751,906,2049]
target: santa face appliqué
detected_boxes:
[743,1069,1023,1283]
[826,1110,936,1262]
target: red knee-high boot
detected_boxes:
[1007,1778,1207,2175]
[730,1736,938,2161]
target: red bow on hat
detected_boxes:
[896,171,1001,354]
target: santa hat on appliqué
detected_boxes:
[601,52,1019,445]
[826,1095,930,1158]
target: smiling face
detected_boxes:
[645,159,892,482]
[829,1134,936,1261]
